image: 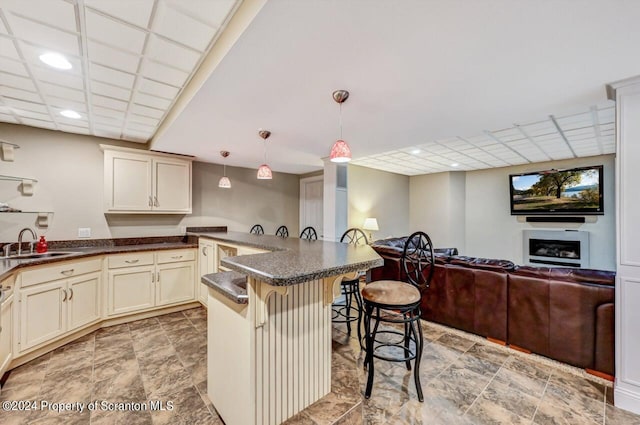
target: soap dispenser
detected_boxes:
[36,235,48,253]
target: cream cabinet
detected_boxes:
[102,145,192,214]
[198,238,216,305]
[18,263,101,353]
[0,279,14,377]
[106,249,195,317]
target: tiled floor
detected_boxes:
[1,307,639,425]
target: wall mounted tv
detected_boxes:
[509,165,604,215]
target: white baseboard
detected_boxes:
[614,385,640,415]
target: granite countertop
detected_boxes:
[0,237,198,283]
[201,271,248,304]
[192,231,383,286]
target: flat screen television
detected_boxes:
[509,165,604,215]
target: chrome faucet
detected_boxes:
[17,227,37,256]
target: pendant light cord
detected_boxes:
[339,102,343,139]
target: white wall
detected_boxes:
[464,155,615,270]
[410,171,466,250]
[408,154,615,270]
[0,124,299,242]
[347,164,409,241]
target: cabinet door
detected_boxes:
[19,281,66,351]
[156,262,195,306]
[104,150,153,212]
[153,158,191,213]
[107,266,155,316]
[67,272,101,332]
[0,294,13,376]
[199,240,216,304]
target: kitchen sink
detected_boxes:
[10,251,79,260]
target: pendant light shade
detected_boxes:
[329,140,352,163]
[330,90,352,163]
[257,129,273,180]
[257,164,273,179]
[218,151,231,188]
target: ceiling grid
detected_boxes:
[351,102,616,176]
[0,0,241,142]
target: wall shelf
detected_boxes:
[0,175,38,183]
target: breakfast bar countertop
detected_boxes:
[192,231,383,286]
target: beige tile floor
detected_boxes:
[1,307,638,425]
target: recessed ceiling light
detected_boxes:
[451,163,460,167]
[411,149,421,154]
[60,110,81,119]
[39,52,72,70]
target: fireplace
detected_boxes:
[523,230,590,268]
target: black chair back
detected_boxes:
[299,226,317,240]
[340,228,368,245]
[275,225,289,238]
[402,231,435,290]
[250,224,264,235]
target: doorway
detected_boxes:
[300,175,323,239]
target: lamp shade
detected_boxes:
[257,164,273,179]
[362,218,379,231]
[329,139,352,163]
[218,176,231,188]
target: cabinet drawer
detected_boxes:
[20,258,102,288]
[108,252,155,269]
[156,249,195,264]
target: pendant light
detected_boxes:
[218,151,231,188]
[330,89,352,163]
[257,129,273,179]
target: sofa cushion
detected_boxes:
[449,256,515,272]
[548,268,615,286]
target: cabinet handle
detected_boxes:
[62,289,67,302]
[154,196,159,207]
[152,272,155,283]
[157,272,160,282]
[148,196,153,207]
[125,259,139,264]
[61,269,74,276]
[0,288,4,304]
[171,255,183,260]
[202,247,208,256]
[69,288,74,300]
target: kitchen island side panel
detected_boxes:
[253,278,332,425]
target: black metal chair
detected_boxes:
[275,225,289,238]
[362,231,434,402]
[299,226,317,240]
[250,224,264,235]
[333,228,368,342]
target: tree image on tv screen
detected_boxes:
[512,168,600,211]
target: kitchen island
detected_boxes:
[197,231,382,425]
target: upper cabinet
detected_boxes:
[102,145,192,214]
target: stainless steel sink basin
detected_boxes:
[11,251,79,260]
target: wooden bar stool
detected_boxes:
[362,231,434,402]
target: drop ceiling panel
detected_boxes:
[1,0,77,33]
[85,0,154,28]
[7,14,80,56]
[152,2,215,51]
[0,36,20,59]
[41,83,85,102]
[90,63,136,89]
[87,40,140,73]
[92,95,128,111]
[141,59,189,87]
[1,72,37,91]
[146,34,201,72]
[31,67,84,89]
[132,92,172,110]
[0,56,27,74]
[0,86,43,103]
[138,78,179,99]
[90,80,131,101]
[85,10,147,55]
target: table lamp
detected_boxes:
[362,218,379,243]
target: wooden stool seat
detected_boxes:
[361,280,421,307]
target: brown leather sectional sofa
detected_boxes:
[368,237,616,377]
